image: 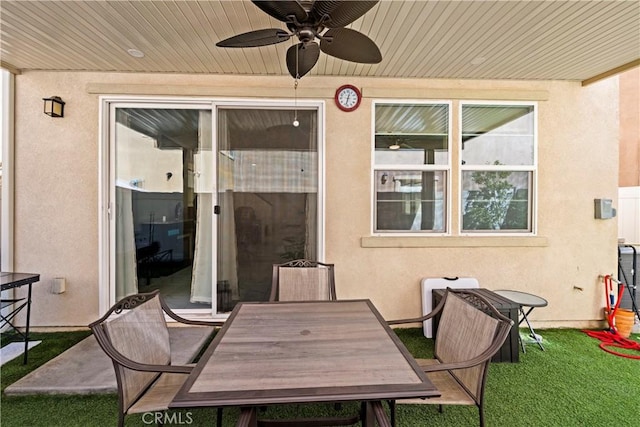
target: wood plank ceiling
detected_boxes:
[1,0,638,83]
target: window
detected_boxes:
[372,101,537,236]
[460,103,536,233]
[373,103,450,233]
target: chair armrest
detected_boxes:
[387,310,438,325]
[108,346,193,374]
[422,352,492,373]
[387,290,448,325]
[121,360,193,374]
[159,295,225,327]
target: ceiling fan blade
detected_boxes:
[286,43,320,78]
[216,29,291,48]
[320,28,382,64]
[252,1,308,23]
[310,1,379,28]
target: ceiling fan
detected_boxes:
[216,1,382,78]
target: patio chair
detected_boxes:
[89,290,224,427]
[270,259,337,301]
[387,288,514,427]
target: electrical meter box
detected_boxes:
[594,198,616,219]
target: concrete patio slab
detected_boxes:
[4,326,213,396]
[1,341,41,366]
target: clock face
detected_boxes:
[335,85,361,112]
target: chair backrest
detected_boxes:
[434,290,512,402]
[90,291,171,412]
[270,259,336,301]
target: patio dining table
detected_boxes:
[170,299,440,426]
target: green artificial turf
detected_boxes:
[1,328,638,426]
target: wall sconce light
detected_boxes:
[381,173,389,184]
[43,96,65,117]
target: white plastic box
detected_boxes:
[421,277,479,338]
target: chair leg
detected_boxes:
[386,400,396,427]
[118,412,125,427]
[370,401,391,427]
[438,404,443,413]
[217,407,223,427]
[478,405,485,427]
[237,407,257,427]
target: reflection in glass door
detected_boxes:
[113,105,213,311]
[215,108,319,310]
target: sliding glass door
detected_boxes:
[215,107,319,308]
[107,100,321,315]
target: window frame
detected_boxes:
[371,100,452,236]
[458,100,538,235]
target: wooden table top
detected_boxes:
[171,300,439,408]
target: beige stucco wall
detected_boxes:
[619,68,640,187]
[12,71,619,328]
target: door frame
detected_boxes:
[98,96,325,318]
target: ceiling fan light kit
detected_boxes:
[216,0,382,79]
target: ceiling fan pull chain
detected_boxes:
[293,67,300,127]
[295,41,300,79]
[292,41,300,127]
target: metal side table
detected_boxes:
[494,290,548,352]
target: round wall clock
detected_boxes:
[335,85,362,112]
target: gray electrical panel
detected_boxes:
[594,198,616,219]
[618,245,638,311]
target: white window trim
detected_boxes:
[458,100,538,236]
[371,100,452,236]
[0,70,14,272]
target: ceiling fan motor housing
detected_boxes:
[297,27,319,44]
